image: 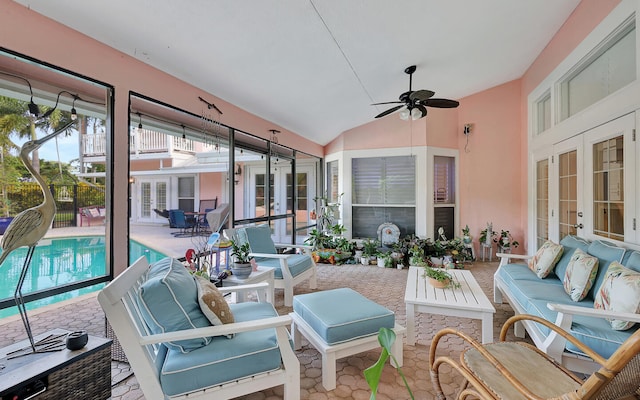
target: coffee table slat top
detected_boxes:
[406,267,495,313]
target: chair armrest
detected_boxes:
[139,315,292,345]
[274,243,313,251]
[218,282,270,297]
[249,252,291,259]
[496,253,532,267]
[547,303,640,323]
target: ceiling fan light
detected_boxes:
[399,106,410,120]
[411,107,422,120]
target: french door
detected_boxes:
[137,178,168,223]
[248,163,315,243]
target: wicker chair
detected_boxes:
[429,313,640,399]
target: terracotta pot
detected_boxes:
[429,277,450,289]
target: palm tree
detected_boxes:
[0,96,40,171]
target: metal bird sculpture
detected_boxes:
[0,120,75,354]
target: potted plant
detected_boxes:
[230,240,253,279]
[462,224,472,244]
[423,266,460,289]
[479,223,496,246]
[362,239,379,262]
[377,251,393,268]
[494,229,519,251]
[409,244,426,266]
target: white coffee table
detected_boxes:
[404,266,496,345]
[223,267,275,303]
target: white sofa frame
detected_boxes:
[494,253,640,374]
[98,256,300,400]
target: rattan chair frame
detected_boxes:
[429,314,640,400]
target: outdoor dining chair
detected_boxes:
[168,209,196,236]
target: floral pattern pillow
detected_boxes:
[563,248,599,301]
[594,262,640,330]
[528,240,564,278]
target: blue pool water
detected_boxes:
[0,236,167,318]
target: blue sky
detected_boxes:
[13,129,80,164]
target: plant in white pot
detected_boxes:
[230,240,253,279]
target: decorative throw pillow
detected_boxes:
[136,258,212,353]
[563,248,599,301]
[528,240,564,278]
[195,276,234,326]
[594,262,640,330]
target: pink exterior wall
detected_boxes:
[457,80,522,247]
[199,173,224,204]
[325,107,459,152]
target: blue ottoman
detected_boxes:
[290,288,405,390]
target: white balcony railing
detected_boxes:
[82,130,195,157]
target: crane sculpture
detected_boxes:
[0,121,75,355]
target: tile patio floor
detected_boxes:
[0,255,526,400]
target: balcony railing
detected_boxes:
[82,130,195,157]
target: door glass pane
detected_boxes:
[536,159,549,248]
[156,182,167,211]
[326,160,339,203]
[558,151,577,240]
[141,182,151,218]
[593,136,624,239]
[288,172,308,236]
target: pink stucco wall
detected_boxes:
[456,80,522,246]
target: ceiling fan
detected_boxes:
[372,65,459,120]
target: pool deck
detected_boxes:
[43,223,211,260]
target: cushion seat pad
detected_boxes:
[160,302,282,397]
[292,288,394,345]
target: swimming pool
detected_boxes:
[0,236,167,318]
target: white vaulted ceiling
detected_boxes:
[13,0,580,145]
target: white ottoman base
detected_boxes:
[289,312,405,390]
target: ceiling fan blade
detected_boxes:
[374,104,405,118]
[409,90,435,102]
[371,101,404,106]
[424,98,460,108]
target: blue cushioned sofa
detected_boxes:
[494,236,640,373]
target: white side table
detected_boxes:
[223,267,275,303]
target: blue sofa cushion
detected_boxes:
[526,298,637,359]
[554,235,590,280]
[622,250,640,272]
[293,288,394,345]
[137,258,212,353]
[254,254,314,279]
[160,302,282,397]
[587,240,625,299]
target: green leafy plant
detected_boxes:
[364,327,414,400]
[230,241,252,264]
[423,266,461,288]
[462,224,470,237]
[362,239,379,257]
[304,228,333,250]
[495,229,519,249]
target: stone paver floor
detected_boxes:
[0,260,525,399]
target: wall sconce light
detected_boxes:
[128,177,135,184]
[235,165,242,176]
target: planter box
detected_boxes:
[0,217,14,235]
